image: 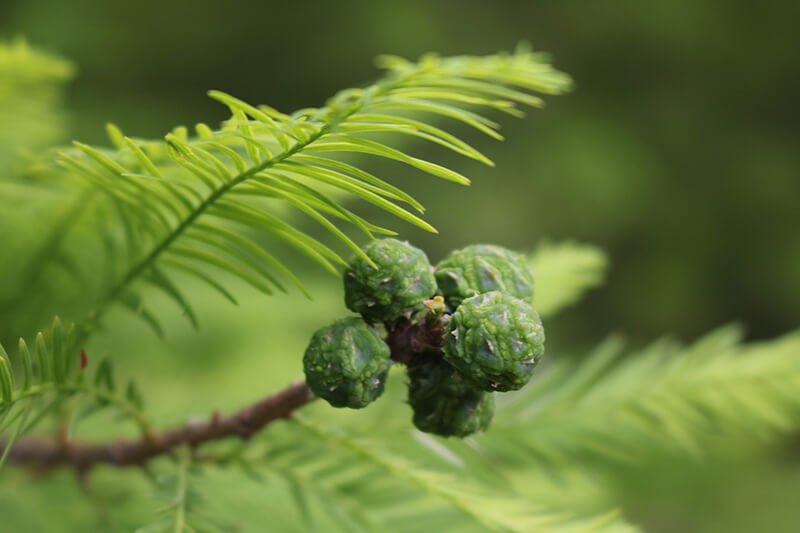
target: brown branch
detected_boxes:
[387,315,446,365]
[6,380,314,471]
[4,309,448,472]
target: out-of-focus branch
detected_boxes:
[6,380,314,471]
[4,308,447,472]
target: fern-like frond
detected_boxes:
[530,241,608,317]
[136,447,226,533]
[0,38,74,174]
[0,317,151,470]
[489,326,800,467]
[244,316,798,526]
[9,47,570,338]
[213,415,638,533]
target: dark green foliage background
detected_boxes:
[1,2,798,532]
[2,0,798,345]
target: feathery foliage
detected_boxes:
[2,232,799,532]
[2,40,799,533]
[0,38,74,175]
[0,316,150,469]
[196,415,639,533]
[490,326,800,466]
[0,45,571,346]
[135,447,225,533]
[256,323,799,531]
[529,241,608,317]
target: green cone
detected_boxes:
[444,291,544,392]
[345,238,437,323]
[435,244,534,308]
[303,317,391,408]
[407,356,494,437]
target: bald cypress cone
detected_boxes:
[435,244,534,308]
[303,317,391,408]
[345,238,437,323]
[444,291,545,392]
[407,356,494,437]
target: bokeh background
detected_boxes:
[1,1,798,532]
[3,0,798,345]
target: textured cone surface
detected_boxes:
[303,317,391,408]
[407,355,475,398]
[408,357,494,437]
[435,244,534,308]
[345,238,437,323]
[444,291,544,392]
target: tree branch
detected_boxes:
[6,380,313,471]
[4,309,447,472]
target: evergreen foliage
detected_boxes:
[0,43,571,347]
[0,41,798,533]
[0,38,74,175]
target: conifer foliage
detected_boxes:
[1,40,799,533]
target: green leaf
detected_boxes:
[51,316,65,384]
[289,416,630,533]
[106,122,126,148]
[250,173,394,238]
[167,245,275,296]
[529,241,608,317]
[120,291,167,339]
[346,114,494,166]
[165,135,222,189]
[370,98,503,140]
[94,357,116,393]
[25,49,570,336]
[161,259,240,305]
[0,399,34,470]
[293,154,425,212]
[192,222,310,298]
[184,227,287,292]
[402,77,546,108]
[195,140,247,174]
[145,266,200,329]
[123,137,165,178]
[0,352,14,404]
[241,178,375,265]
[17,338,33,391]
[73,141,128,175]
[305,135,471,185]
[491,327,800,466]
[388,87,525,117]
[208,90,279,128]
[34,332,52,383]
[126,381,145,411]
[208,201,345,276]
[272,163,437,232]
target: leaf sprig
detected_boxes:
[489,326,800,466]
[34,47,570,338]
[0,316,150,469]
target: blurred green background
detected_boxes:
[2,0,798,345]
[1,1,799,532]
